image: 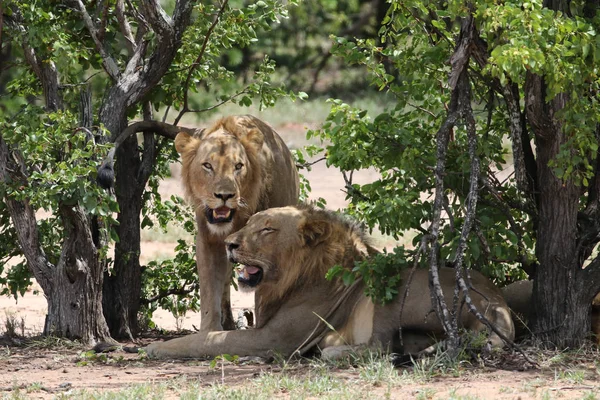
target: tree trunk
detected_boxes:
[0,139,113,344]
[44,205,113,343]
[532,138,589,345]
[101,111,143,338]
[526,75,592,347]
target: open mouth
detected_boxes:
[237,265,263,288]
[205,206,235,224]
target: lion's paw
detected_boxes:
[144,342,165,359]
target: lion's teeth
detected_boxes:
[213,208,231,219]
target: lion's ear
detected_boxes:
[174,131,200,154]
[301,219,332,247]
[242,128,265,151]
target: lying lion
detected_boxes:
[147,205,514,359]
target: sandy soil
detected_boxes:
[1,122,599,399]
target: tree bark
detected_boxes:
[44,205,113,343]
[99,98,144,339]
[102,133,144,338]
[102,104,159,339]
[525,74,593,347]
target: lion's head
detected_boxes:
[175,117,267,236]
[225,204,375,301]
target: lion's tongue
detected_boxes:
[213,207,231,219]
[244,266,260,275]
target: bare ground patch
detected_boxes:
[0,336,599,399]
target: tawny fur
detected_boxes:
[146,204,515,359]
[174,115,299,331]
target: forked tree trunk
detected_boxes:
[43,205,113,343]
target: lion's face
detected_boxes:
[176,129,261,236]
[225,207,307,291]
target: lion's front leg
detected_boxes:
[146,329,297,359]
[196,234,232,331]
[220,269,236,330]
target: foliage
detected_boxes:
[315,0,599,307]
[0,105,118,297]
[209,353,239,369]
[222,0,385,95]
[327,246,414,304]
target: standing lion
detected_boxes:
[174,115,299,330]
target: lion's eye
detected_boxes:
[235,163,244,170]
[261,227,275,233]
[202,162,213,170]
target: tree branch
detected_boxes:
[398,234,432,348]
[428,82,460,350]
[96,121,196,189]
[116,0,136,54]
[139,0,173,37]
[501,84,529,194]
[479,174,529,255]
[428,13,481,356]
[174,0,229,126]
[0,137,54,289]
[457,269,537,366]
[74,0,120,80]
[140,282,199,305]
[296,157,326,170]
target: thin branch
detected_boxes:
[140,283,199,305]
[126,0,150,33]
[427,80,461,350]
[399,4,453,47]
[137,102,157,192]
[442,194,455,233]
[296,157,326,170]
[116,0,136,53]
[0,137,54,286]
[180,88,251,120]
[174,0,229,126]
[501,83,534,197]
[428,13,479,355]
[74,0,120,80]
[480,174,530,269]
[457,270,538,366]
[97,0,110,43]
[342,169,370,201]
[407,102,437,119]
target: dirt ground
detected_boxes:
[1,122,599,399]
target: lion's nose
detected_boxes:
[214,192,235,201]
[225,238,239,252]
